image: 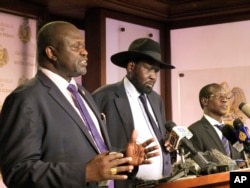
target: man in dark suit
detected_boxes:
[188,83,242,159]
[0,21,159,188]
[92,38,176,186]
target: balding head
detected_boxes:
[37,21,78,65]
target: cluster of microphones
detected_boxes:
[166,102,250,177]
[225,102,250,153]
[139,103,250,187]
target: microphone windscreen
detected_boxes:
[239,102,250,118]
[171,158,201,175]
[239,102,246,110]
[165,120,176,132]
[221,124,237,144]
[233,118,244,130]
[204,149,237,170]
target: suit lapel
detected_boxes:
[114,83,135,140]
[201,117,225,152]
[37,71,100,153]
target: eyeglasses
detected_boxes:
[209,93,231,100]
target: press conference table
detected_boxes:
[154,168,250,188]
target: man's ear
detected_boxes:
[201,97,208,106]
[127,61,135,71]
[45,46,57,61]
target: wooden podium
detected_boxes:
[154,168,250,188]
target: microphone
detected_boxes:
[203,149,238,171]
[239,102,250,118]
[165,121,195,153]
[233,118,250,143]
[167,126,193,150]
[172,148,238,176]
[221,124,244,152]
[172,157,201,176]
[207,149,237,166]
[233,118,250,153]
[166,125,218,174]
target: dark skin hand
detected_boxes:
[86,130,160,182]
[86,152,133,182]
[164,140,176,152]
[126,129,160,165]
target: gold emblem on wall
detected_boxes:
[221,81,248,125]
[0,45,8,67]
[18,18,31,44]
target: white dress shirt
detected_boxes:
[39,68,104,147]
[124,77,164,180]
[204,114,224,139]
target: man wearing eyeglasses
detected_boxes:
[188,83,242,160]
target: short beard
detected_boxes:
[140,85,153,94]
[130,79,153,94]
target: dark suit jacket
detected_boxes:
[0,71,112,188]
[92,79,172,186]
[188,116,242,160]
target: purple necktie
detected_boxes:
[139,94,171,176]
[68,84,114,188]
[67,84,108,153]
[215,124,231,157]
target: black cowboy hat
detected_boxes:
[111,38,175,69]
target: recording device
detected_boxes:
[239,102,250,118]
[166,124,218,175]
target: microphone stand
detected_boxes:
[167,147,189,181]
[242,151,250,168]
[179,147,189,176]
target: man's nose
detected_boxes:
[149,70,157,80]
[80,48,88,56]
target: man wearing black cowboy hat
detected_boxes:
[92,38,176,187]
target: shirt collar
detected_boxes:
[204,114,224,126]
[39,67,77,90]
[124,76,141,98]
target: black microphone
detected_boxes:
[221,124,237,143]
[165,120,176,133]
[233,118,250,153]
[221,124,244,152]
[233,118,250,143]
[239,102,250,118]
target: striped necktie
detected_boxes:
[215,124,231,157]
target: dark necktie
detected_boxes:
[139,94,170,176]
[215,124,231,157]
[67,84,108,153]
[139,94,162,139]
